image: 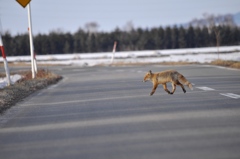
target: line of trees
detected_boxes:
[2,25,240,56]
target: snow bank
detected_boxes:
[1,45,240,67]
[0,74,22,89]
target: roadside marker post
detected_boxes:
[33,52,37,74]
[0,33,11,86]
[111,41,117,64]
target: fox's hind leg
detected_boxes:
[176,80,186,93]
[162,83,171,94]
[170,83,176,94]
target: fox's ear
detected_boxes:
[149,70,152,74]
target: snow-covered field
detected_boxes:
[1,45,240,67]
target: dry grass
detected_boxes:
[20,69,59,80]
[107,61,198,66]
[158,61,198,65]
[211,60,240,69]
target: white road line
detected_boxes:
[37,92,43,96]
[19,94,148,106]
[196,86,215,91]
[18,90,211,107]
[47,82,61,89]
[220,93,240,99]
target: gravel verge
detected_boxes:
[0,69,62,114]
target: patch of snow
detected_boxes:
[0,74,22,89]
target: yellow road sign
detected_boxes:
[16,0,31,8]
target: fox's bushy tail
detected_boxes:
[178,74,193,90]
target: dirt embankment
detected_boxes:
[0,69,62,114]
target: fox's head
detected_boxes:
[143,70,153,82]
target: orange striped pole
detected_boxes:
[0,33,11,86]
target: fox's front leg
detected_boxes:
[150,83,158,96]
[162,83,171,94]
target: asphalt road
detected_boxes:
[1,64,240,159]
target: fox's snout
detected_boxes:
[143,73,151,83]
[142,78,148,82]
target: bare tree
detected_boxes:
[85,22,99,36]
[123,21,134,32]
[203,13,222,59]
[203,13,236,55]
[189,13,236,59]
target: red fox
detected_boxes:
[143,70,193,96]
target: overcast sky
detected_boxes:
[0,0,240,35]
